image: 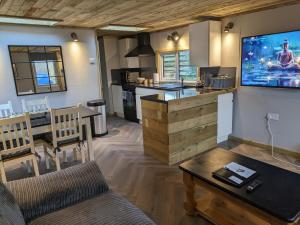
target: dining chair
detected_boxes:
[42,105,86,171]
[0,101,14,118]
[0,113,40,183]
[21,96,50,113]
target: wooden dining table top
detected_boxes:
[28,107,101,129]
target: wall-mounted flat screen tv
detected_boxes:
[241,30,300,89]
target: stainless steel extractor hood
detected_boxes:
[125,32,155,57]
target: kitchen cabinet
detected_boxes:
[136,87,163,121]
[118,38,139,68]
[112,85,124,117]
[189,20,221,67]
[217,92,233,143]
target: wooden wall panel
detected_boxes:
[142,93,219,165]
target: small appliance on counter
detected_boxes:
[153,73,159,84]
[126,71,139,83]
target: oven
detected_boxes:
[122,83,139,123]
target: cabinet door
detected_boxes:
[189,21,221,67]
[136,95,142,120]
[136,88,162,121]
[112,85,124,117]
[217,93,233,143]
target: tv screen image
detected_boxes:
[241,30,300,88]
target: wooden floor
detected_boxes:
[93,117,300,225]
[4,116,300,225]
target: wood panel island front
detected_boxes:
[141,88,235,165]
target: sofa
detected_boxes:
[0,161,156,225]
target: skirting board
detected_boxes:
[229,136,300,160]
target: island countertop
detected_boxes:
[140,87,235,103]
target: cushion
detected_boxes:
[0,183,26,225]
[6,161,109,222]
[28,192,156,225]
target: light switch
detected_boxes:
[89,58,96,64]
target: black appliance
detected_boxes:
[125,33,155,57]
[122,83,139,123]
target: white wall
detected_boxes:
[0,25,101,112]
[150,26,189,51]
[222,4,300,152]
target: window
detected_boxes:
[9,45,67,96]
[160,50,197,81]
[162,52,177,80]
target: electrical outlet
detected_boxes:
[267,113,279,121]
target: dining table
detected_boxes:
[27,107,100,161]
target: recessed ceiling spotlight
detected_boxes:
[99,25,148,32]
[0,15,60,26]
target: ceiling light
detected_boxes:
[224,22,234,33]
[0,15,60,26]
[99,25,147,32]
[167,31,180,43]
[70,32,79,42]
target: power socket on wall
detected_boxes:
[267,113,279,121]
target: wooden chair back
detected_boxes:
[50,106,83,148]
[0,113,34,160]
[22,97,50,113]
[0,101,14,118]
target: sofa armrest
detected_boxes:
[5,161,109,223]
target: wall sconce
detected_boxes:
[167,31,180,42]
[224,22,234,33]
[70,32,79,42]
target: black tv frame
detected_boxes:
[240,28,300,90]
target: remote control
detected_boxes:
[246,179,262,193]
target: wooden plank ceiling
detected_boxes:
[0,0,299,31]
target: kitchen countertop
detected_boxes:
[136,83,194,90]
[140,88,235,103]
[111,82,195,90]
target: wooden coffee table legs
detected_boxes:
[183,172,197,216]
[182,171,299,225]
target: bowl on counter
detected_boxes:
[137,77,146,84]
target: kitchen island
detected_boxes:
[141,88,235,165]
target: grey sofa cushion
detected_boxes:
[0,184,26,225]
[28,191,156,225]
[6,161,109,223]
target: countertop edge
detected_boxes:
[141,88,236,103]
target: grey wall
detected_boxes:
[222,4,300,152]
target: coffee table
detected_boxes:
[179,149,300,225]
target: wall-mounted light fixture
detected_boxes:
[224,22,234,33]
[167,31,180,42]
[70,32,79,42]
